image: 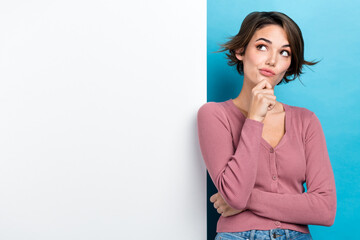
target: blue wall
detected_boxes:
[207,1,360,239]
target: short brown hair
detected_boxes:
[216,11,320,85]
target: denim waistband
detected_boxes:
[216,228,311,240]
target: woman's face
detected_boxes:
[235,24,292,86]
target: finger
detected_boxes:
[255,79,273,91]
[257,94,276,108]
[253,92,276,104]
[261,93,276,99]
[254,88,274,96]
[253,79,269,91]
[263,79,273,89]
[254,73,273,90]
[210,194,217,203]
[266,98,277,110]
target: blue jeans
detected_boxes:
[215,229,313,240]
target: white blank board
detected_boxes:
[0,1,207,239]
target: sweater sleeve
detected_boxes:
[197,102,264,210]
[246,112,337,226]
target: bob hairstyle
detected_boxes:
[216,11,320,85]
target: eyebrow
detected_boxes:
[255,38,290,48]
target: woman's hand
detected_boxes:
[210,192,245,217]
[247,78,277,123]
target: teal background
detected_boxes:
[207,1,360,239]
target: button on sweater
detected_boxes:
[196,99,337,233]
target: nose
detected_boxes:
[266,50,277,67]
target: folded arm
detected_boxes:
[246,112,337,226]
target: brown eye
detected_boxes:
[256,44,267,51]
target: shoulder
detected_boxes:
[197,101,230,129]
[286,104,325,143]
[287,103,316,123]
[197,101,227,117]
[288,104,324,137]
[288,104,314,117]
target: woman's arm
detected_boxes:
[245,112,337,226]
[197,102,264,210]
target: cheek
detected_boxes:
[247,51,263,65]
[243,54,262,73]
[280,61,291,73]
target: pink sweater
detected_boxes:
[196,99,337,233]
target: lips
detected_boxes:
[259,68,275,77]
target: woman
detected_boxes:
[197,11,336,240]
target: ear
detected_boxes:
[235,47,244,61]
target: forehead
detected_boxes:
[251,24,289,44]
